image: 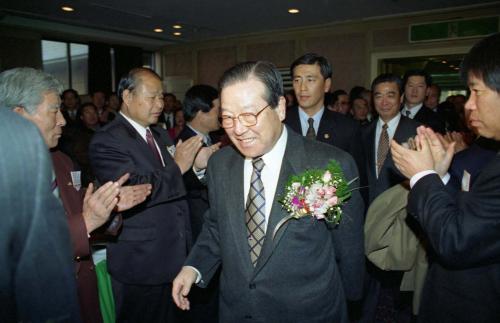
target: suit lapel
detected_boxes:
[151,126,175,166]
[225,151,255,272]
[366,121,377,180]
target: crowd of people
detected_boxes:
[0,32,499,323]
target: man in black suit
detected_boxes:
[401,69,445,134]
[284,53,363,166]
[0,108,81,322]
[177,84,221,241]
[360,73,420,322]
[172,61,364,322]
[362,74,420,204]
[391,33,500,322]
[176,84,221,323]
[89,68,215,322]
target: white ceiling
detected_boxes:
[1,0,498,49]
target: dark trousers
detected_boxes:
[111,276,184,323]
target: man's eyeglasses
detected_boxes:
[219,104,270,129]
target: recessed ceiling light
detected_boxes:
[173,32,182,36]
[441,60,448,64]
[172,25,182,29]
[288,8,300,14]
[154,28,163,33]
[61,6,74,12]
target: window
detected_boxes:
[42,40,89,94]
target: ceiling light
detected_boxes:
[173,32,182,36]
[441,60,447,64]
[449,64,455,68]
[288,8,300,14]
[172,25,182,29]
[61,6,74,12]
[154,28,163,33]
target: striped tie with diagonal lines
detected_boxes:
[246,157,266,266]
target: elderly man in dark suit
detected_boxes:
[0,108,81,322]
[391,33,500,322]
[0,67,152,323]
[89,67,216,322]
[172,61,365,322]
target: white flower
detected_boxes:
[322,170,332,183]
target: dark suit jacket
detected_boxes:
[176,126,217,241]
[0,109,81,322]
[186,127,365,322]
[361,116,419,204]
[413,105,445,134]
[408,154,500,322]
[89,113,191,285]
[52,150,102,323]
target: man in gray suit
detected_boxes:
[0,108,81,322]
[173,61,364,322]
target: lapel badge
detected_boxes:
[324,133,330,139]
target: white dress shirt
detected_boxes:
[401,103,423,119]
[298,106,324,137]
[120,112,165,166]
[375,114,400,177]
[243,126,288,231]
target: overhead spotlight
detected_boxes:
[173,32,182,36]
[449,64,455,68]
[441,60,448,64]
[154,28,163,33]
[61,6,74,12]
[288,8,300,14]
[172,25,182,29]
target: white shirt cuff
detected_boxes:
[185,265,202,284]
[410,170,450,188]
[192,166,206,180]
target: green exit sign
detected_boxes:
[410,16,499,43]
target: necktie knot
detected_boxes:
[382,123,388,130]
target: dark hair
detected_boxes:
[219,61,283,108]
[349,86,366,103]
[461,33,500,92]
[183,84,218,122]
[330,89,347,105]
[62,88,79,99]
[403,69,432,88]
[76,102,97,120]
[290,53,332,80]
[118,67,161,100]
[371,73,403,95]
[163,92,176,100]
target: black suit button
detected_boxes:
[244,315,252,319]
[249,283,256,289]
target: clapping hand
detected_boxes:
[174,135,203,174]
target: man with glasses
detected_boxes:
[89,67,216,322]
[172,61,364,322]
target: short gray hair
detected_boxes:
[0,67,63,114]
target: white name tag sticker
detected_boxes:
[70,171,82,191]
[461,170,471,192]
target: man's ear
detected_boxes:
[13,106,27,117]
[324,78,332,93]
[122,89,132,106]
[277,96,286,122]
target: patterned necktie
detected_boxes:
[146,129,163,165]
[306,117,316,140]
[376,123,389,175]
[246,158,266,266]
[405,110,411,118]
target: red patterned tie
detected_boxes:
[146,129,163,165]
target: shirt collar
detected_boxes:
[245,126,288,167]
[120,111,149,141]
[377,113,401,131]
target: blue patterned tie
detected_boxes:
[246,158,266,266]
